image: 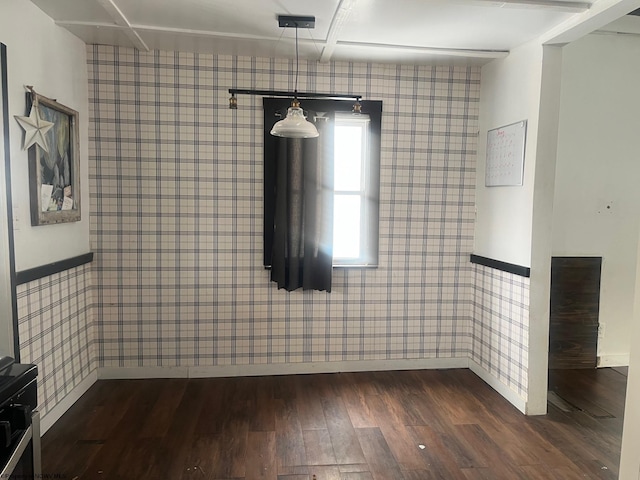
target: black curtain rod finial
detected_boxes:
[228,93,237,109]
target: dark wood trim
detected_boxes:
[2,43,20,360]
[15,252,94,285]
[470,254,531,278]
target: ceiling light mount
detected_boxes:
[229,15,363,137]
[269,15,318,137]
[277,15,316,29]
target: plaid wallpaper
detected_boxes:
[471,263,530,397]
[16,263,95,417]
[87,45,480,368]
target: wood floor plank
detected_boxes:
[322,396,367,465]
[296,376,329,430]
[505,419,587,471]
[308,465,342,480]
[246,430,278,480]
[549,368,627,419]
[139,378,188,438]
[338,464,370,473]
[82,380,165,479]
[76,380,140,441]
[461,466,515,479]
[355,427,405,480]
[518,464,587,480]
[478,420,542,467]
[275,397,308,467]
[302,429,337,465]
[40,441,103,479]
[408,425,470,480]
[449,370,526,426]
[147,379,210,479]
[278,466,310,476]
[194,377,232,434]
[364,395,427,470]
[525,407,621,471]
[179,434,223,479]
[341,473,374,480]
[339,384,379,429]
[454,423,528,478]
[250,376,277,432]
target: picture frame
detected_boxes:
[27,92,80,225]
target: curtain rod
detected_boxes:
[228,89,362,102]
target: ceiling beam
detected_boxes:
[470,0,590,12]
[336,41,509,58]
[56,21,286,43]
[94,0,149,51]
[320,0,358,63]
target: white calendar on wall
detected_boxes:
[485,120,527,187]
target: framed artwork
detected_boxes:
[26,92,80,225]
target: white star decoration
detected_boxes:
[14,105,54,152]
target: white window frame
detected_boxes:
[333,112,377,267]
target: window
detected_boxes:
[333,113,377,266]
[263,98,381,269]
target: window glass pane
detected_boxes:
[334,125,362,191]
[333,195,361,259]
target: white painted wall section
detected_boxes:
[553,33,640,366]
[0,0,89,271]
[475,41,543,268]
[528,45,563,415]
[619,226,640,479]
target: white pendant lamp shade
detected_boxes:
[270,105,319,138]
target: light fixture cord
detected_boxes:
[295,25,299,97]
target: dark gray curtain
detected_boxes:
[270,113,334,292]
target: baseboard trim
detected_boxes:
[597,354,630,367]
[469,360,527,414]
[40,370,98,435]
[98,366,190,379]
[98,357,470,380]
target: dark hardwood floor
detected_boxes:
[41,368,627,480]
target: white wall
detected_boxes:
[0,0,89,272]
[528,45,562,414]
[475,41,543,268]
[619,227,640,479]
[553,33,640,366]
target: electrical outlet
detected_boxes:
[598,323,606,340]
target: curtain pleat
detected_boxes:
[270,112,334,292]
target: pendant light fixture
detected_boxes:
[228,17,363,119]
[270,18,319,138]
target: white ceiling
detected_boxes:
[29,0,639,66]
